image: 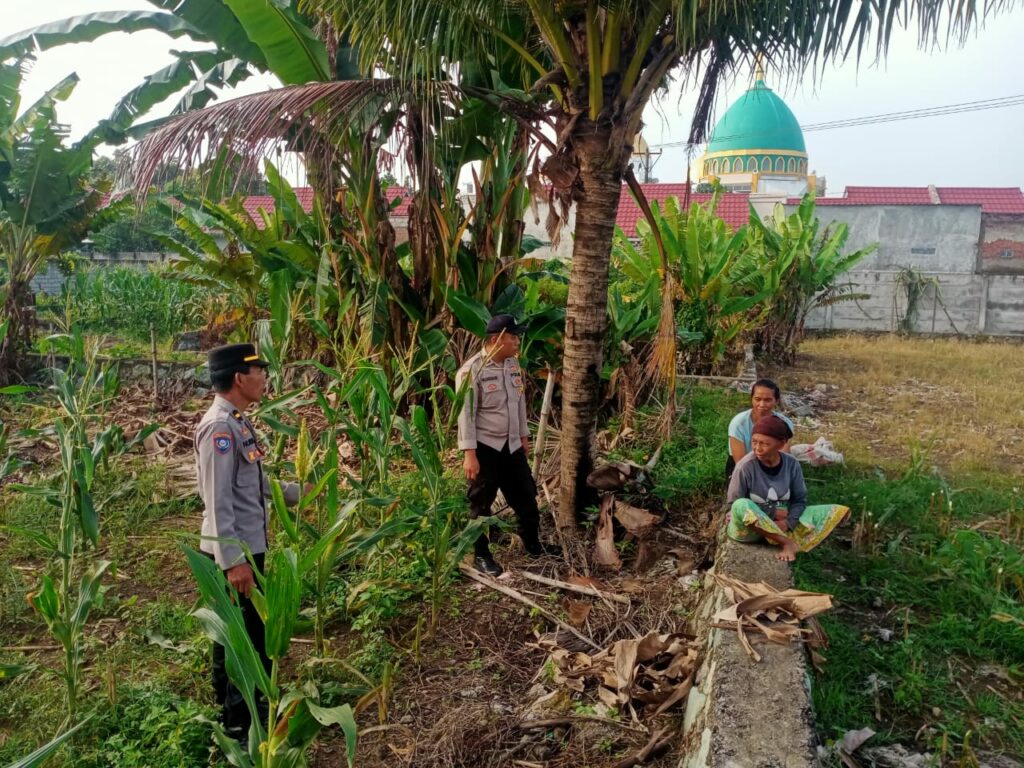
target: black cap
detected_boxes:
[485,314,528,336]
[207,343,269,375]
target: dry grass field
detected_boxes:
[776,334,1024,478]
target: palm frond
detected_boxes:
[122,79,405,201]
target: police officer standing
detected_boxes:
[456,315,559,576]
[195,343,301,745]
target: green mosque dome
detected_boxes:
[700,68,810,187]
[706,78,806,154]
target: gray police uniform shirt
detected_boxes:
[455,350,529,453]
[195,395,299,569]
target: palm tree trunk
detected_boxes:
[557,132,624,529]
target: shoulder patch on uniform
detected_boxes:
[212,432,233,454]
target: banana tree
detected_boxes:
[0,60,104,385]
[642,195,770,375]
[751,195,875,364]
[0,3,330,152]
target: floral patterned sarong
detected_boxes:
[727,498,849,553]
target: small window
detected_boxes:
[761,157,772,172]
[1001,249,1015,259]
[787,158,796,173]
[775,157,785,172]
[721,159,731,173]
[910,246,936,255]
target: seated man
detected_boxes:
[726,415,848,562]
[726,378,793,480]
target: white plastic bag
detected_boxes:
[790,437,844,466]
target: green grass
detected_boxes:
[794,465,1023,756]
[613,386,745,502]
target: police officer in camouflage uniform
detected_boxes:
[456,315,559,577]
[195,343,301,744]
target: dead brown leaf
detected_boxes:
[711,575,834,661]
[613,500,662,537]
[620,578,645,595]
[594,495,622,569]
[567,575,608,591]
[564,599,591,629]
[632,539,664,573]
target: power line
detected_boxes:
[649,93,1024,149]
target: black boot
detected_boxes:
[523,538,562,558]
[473,555,504,577]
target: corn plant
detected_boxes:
[183,545,358,768]
[0,412,28,482]
[6,333,155,725]
[5,716,93,768]
[396,380,485,635]
[385,358,487,634]
[335,363,412,501]
[269,418,343,655]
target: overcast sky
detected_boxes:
[7,1,1024,193]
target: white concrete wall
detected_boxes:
[807,205,982,273]
[807,271,1024,336]
[985,274,1024,334]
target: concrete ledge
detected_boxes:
[680,527,817,768]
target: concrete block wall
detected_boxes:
[30,260,67,295]
[679,528,817,767]
[808,270,1024,336]
[985,274,1024,334]
[809,205,982,274]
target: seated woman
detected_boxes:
[726,378,793,479]
[726,415,848,562]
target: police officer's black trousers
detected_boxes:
[211,552,271,737]
[467,442,541,558]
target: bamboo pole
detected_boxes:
[150,324,159,402]
[517,570,630,605]
[532,367,556,476]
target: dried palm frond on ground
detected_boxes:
[710,574,833,662]
[534,630,700,720]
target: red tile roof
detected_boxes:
[615,184,752,235]
[242,186,411,227]
[935,187,1024,213]
[845,186,934,204]
[805,186,1024,214]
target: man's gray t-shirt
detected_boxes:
[726,452,807,530]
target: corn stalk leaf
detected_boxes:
[183,545,273,717]
[6,716,93,768]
